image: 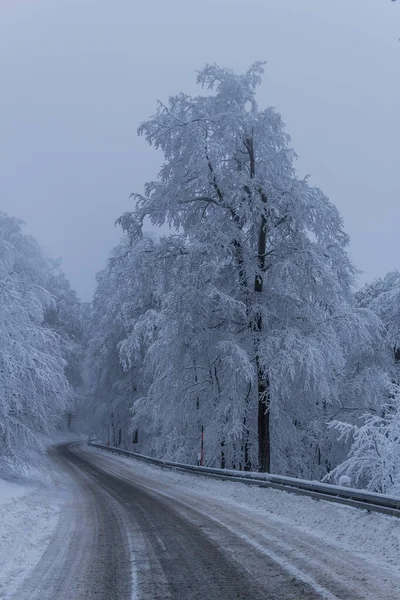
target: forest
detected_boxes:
[2,64,400,495]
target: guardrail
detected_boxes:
[87,442,400,518]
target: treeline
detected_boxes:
[5,64,400,493]
[84,64,400,493]
[0,212,86,474]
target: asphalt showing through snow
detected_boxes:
[10,443,400,600]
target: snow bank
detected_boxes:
[0,462,62,598]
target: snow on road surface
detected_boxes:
[2,442,400,600]
[0,463,61,599]
[101,446,400,572]
[87,444,400,599]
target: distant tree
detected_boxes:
[84,237,160,446]
[44,269,87,429]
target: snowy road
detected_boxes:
[10,443,400,600]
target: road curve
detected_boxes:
[12,443,400,600]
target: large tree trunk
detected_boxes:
[241,414,252,471]
[243,135,271,472]
[231,136,272,471]
[254,199,270,472]
[241,384,252,471]
[257,369,270,472]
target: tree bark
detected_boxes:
[254,201,270,472]
[241,384,252,470]
[257,374,270,472]
[220,440,226,469]
[207,134,271,471]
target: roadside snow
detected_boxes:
[89,446,400,575]
[0,479,27,505]
[0,477,58,599]
[0,435,83,600]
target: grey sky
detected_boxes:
[1,0,399,300]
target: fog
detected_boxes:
[0,0,399,300]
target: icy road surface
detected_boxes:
[8,442,400,600]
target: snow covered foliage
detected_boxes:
[328,391,400,494]
[356,271,400,356]
[44,270,88,428]
[327,273,400,492]
[0,213,81,474]
[84,237,161,445]
[87,64,390,479]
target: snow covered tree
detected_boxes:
[120,235,257,467]
[328,389,400,494]
[84,244,129,443]
[0,213,71,474]
[118,63,379,472]
[356,271,400,360]
[327,272,400,491]
[44,269,87,429]
[84,235,163,447]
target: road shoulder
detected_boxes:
[0,457,62,599]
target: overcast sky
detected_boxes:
[0,0,399,300]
